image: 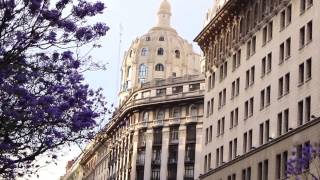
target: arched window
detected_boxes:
[127,66,132,78]
[173,107,180,118]
[143,111,149,122]
[155,64,164,71]
[129,50,133,57]
[146,36,151,41]
[139,64,148,77]
[175,50,180,58]
[141,48,148,56]
[190,105,197,117]
[157,110,165,120]
[159,36,164,41]
[157,48,164,55]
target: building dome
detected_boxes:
[119,0,201,104]
[158,0,171,15]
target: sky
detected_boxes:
[31,0,213,179]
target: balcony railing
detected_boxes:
[152,119,163,127]
[169,117,180,125]
[185,116,198,123]
[136,121,148,129]
[152,159,161,165]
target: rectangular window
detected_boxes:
[235,108,239,126]
[230,111,234,128]
[223,88,227,106]
[217,120,221,136]
[258,162,263,180]
[276,154,281,179]
[284,109,289,133]
[280,10,285,30]
[285,73,290,94]
[299,63,304,84]
[209,126,213,142]
[233,138,238,159]
[263,160,268,180]
[246,70,250,88]
[261,57,266,77]
[220,65,224,81]
[252,36,256,54]
[300,26,305,48]
[300,0,306,14]
[287,5,292,25]
[207,101,210,117]
[229,141,233,161]
[259,123,264,145]
[267,52,272,73]
[266,86,271,106]
[268,21,273,41]
[260,89,265,110]
[305,96,311,122]
[243,132,248,153]
[224,61,228,79]
[237,49,241,67]
[221,117,225,135]
[250,66,255,85]
[282,151,288,178]
[278,77,283,97]
[262,26,267,45]
[247,41,251,59]
[307,21,313,43]
[216,148,219,167]
[205,128,208,144]
[220,146,224,165]
[236,78,240,96]
[285,38,291,58]
[248,130,253,150]
[279,43,284,64]
[212,72,216,88]
[233,54,237,70]
[249,97,254,117]
[265,120,270,143]
[277,112,283,136]
[306,58,312,80]
[210,98,214,115]
[244,101,249,119]
[298,100,304,126]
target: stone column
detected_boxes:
[130,130,139,180]
[160,127,170,180]
[176,125,186,180]
[144,129,153,180]
[194,123,203,180]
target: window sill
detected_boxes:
[283,91,290,96]
[279,61,284,65]
[305,77,312,83]
[285,55,291,61]
[266,70,271,74]
[278,95,283,100]
[298,82,304,87]
[299,45,305,51]
[300,11,305,16]
[306,40,312,46]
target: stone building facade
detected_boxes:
[62,1,204,180]
[195,0,320,179]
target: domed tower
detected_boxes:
[119,0,201,104]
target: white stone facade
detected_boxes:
[195,0,320,179]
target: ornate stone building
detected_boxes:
[195,0,320,179]
[62,1,204,180]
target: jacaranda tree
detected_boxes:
[0,0,109,178]
[287,143,320,180]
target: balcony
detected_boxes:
[185,116,198,124]
[152,119,163,127]
[136,158,145,166]
[168,158,178,165]
[169,117,180,125]
[136,121,148,129]
[152,159,161,165]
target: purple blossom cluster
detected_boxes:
[0,0,109,178]
[287,144,320,180]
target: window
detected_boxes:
[280,10,285,30]
[184,165,194,178]
[287,5,292,25]
[262,27,267,45]
[172,86,183,94]
[157,48,164,55]
[245,66,255,88]
[279,43,284,64]
[266,86,271,106]
[143,112,149,122]
[232,49,241,70]
[276,151,289,180]
[300,0,306,14]
[259,120,270,145]
[212,72,216,89]
[298,96,311,126]
[156,88,166,96]
[284,73,290,94]
[304,58,311,80]
[175,50,180,58]
[268,21,273,41]
[243,132,248,153]
[299,26,305,49]
[261,57,266,77]
[285,38,291,58]
[141,48,148,56]
[247,40,251,59]
[267,52,272,73]
[172,108,180,118]
[307,21,313,43]
[146,36,151,41]
[249,97,254,117]
[155,64,164,71]
[169,127,179,143]
[233,138,238,158]
[260,89,265,110]
[242,167,251,180]
[139,64,148,77]
[250,66,255,85]
[278,73,290,97]
[299,63,305,84]
[252,36,256,54]
[159,36,164,41]
[156,110,165,120]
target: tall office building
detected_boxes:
[61,1,205,180]
[195,0,320,179]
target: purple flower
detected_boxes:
[59,20,77,32]
[42,9,60,21]
[75,27,93,41]
[93,23,109,36]
[45,31,57,43]
[55,0,69,9]
[72,60,80,69]
[29,0,42,12]
[93,2,104,12]
[16,31,27,41]
[61,51,73,60]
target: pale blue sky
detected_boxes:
[32,0,213,179]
